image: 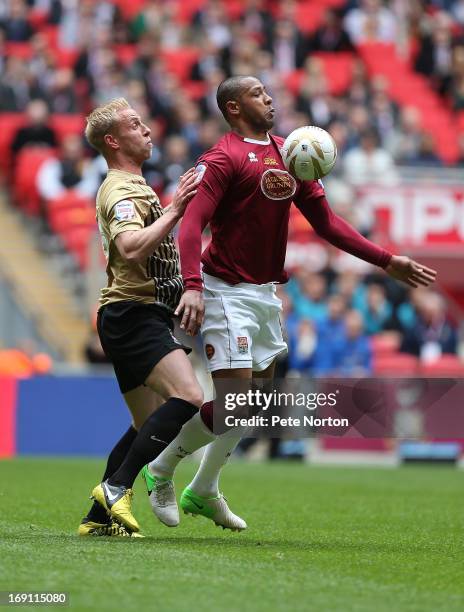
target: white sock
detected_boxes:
[187,430,244,498]
[149,412,216,479]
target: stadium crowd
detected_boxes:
[0,0,463,375]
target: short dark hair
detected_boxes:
[216,76,249,122]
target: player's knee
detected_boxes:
[178,385,204,409]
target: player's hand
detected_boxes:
[175,289,205,336]
[385,255,437,288]
[171,168,200,219]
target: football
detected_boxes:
[281,126,337,181]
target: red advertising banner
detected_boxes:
[0,376,17,458]
[357,184,464,251]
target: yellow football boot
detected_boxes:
[91,481,140,533]
[78,519,144,538]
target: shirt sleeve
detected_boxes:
[106,197,145,242]
[179,150,233,291]
[294,180,392,269]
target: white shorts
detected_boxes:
[201,273,288,372]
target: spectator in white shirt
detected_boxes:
[343,128,398,186]
[37,134,100,201]
[344,0,396,45]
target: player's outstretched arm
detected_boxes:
[384,255,436,288]
[116,169,199,263]
[296,191,438,286]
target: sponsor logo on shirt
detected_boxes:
[114,200,135,221]
[205,344,215,360]
[260,169,297,201]
[248,152,258,163]
[237,336,249,354]
[264,156,278,166]
[195,163,207,181]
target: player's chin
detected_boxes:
[263,116,274,130]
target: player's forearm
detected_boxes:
[178,195,216,291]
[179,215,203,291]
[319,214,392,268]
[118,210,180,263]
[301,196,392,268]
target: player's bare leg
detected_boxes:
[79,387,163,537]
[144,397,216,526]
[92,349,203,532]
[180,362,276,531]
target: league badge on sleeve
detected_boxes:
[195,163,207,182]
[115,200,135,221]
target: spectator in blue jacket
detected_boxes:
[359,283,393,335]
[313,309,372,376]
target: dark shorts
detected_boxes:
[97,301,191,394]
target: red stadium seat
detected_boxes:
[4,42,33,60]
[285,54,355,97]
[285,70,305,96]
[27,9,48,30]
[357,42,397,65]
[373,353,419,376]
[357,41,460,163]
[224,0,245,20]
[370,333,401,357]
[47,192,92,213]
[313,52,356,95]
[46,193,94,233]
[61,225,96,270]
[56,48,79,69]
[457,111,464,132]
[183,80,208,100]
[50,115,86,144]
[419,355,464,377]
[111,0,145,20]
[175,0,206,24]
[48,202,95,236]
[161,48,201,82]
[294,4,327,34]
[115,44,138,66]
[41,25,59,50]
[13,146,56,216]
[0,113,27,177]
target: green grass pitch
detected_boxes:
[0,458,462,612]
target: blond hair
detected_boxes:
[85,98,130,154]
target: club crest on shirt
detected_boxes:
[205,344,215,360]
[260,169,297,201]
[237,336,249,354]
[115,200,135,220]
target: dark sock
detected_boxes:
[108,398,198,488]
[86,426,137,523]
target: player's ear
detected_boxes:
[104,132,119,151]
[226,100,240,118]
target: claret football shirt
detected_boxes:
[179,132,391,291]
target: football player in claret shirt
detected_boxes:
[143,76,437,530]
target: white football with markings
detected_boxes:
[281,126,337,181]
